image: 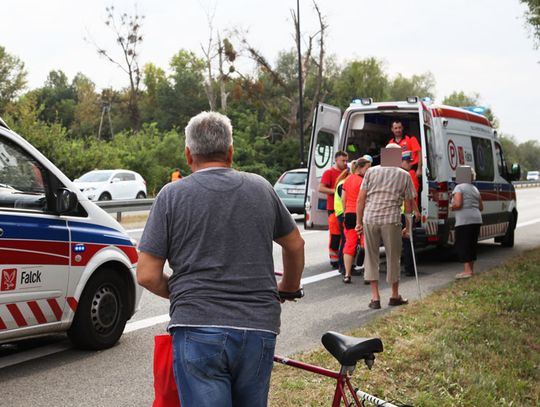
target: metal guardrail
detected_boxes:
[95,180,539,222]
[95,198,154,222]
[513,180,540,188]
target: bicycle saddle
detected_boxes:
[321,331,383,366]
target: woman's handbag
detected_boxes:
[152,335,181,407]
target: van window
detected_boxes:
[471,137,494,181]
[0,137,48,211]
[424,125,437,180]
[494,142,508,180]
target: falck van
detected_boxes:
[0,118,142,350]
[305,98,520,249]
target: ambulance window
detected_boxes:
[0,137,47,211]
[424,125,437,180]
[494,142,508,179]
[314,131,335,179]
[471,137,494,181]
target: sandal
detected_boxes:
[455,272,473,280]
[343,276,351,284]
[388,296,408,306]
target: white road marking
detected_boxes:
[516,219,540,228]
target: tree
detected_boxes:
[89,5,144,130]
[332,58,388,106]
[521,0,540,48]
[0,45,27,113]
[442,91,498,127]
[71,73,101,137]
[387,72,436,100]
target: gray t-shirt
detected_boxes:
[452,183,483,226]
[138,167,296,334]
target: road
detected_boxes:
[1,188,539,406]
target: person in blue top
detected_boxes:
[451,166,484,279]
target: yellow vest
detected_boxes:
[334,179,346,217]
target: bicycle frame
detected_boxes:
[273,355,399,407]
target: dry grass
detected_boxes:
[269,248,540,406]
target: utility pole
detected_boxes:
[296,0,305,167]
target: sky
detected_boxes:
[2,0,539,143]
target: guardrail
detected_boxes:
[95,198,154,222]
[513,180,540,188]
[96,180,538,222]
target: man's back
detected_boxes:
[139,168,295,334]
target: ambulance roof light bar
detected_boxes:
[351,97,373,105]
[462,106,487,115]
[406,96,418,103]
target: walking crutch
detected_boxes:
[407,213,422,298]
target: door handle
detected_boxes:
[0,228,4,237]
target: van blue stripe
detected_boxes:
[0,214,132,246]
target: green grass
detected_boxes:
[269,248,540,406]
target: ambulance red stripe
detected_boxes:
[0,240,69,256]
[27,301,47,324]
[47,299,63,321]
[0,249,69,265]
[67,297,78,312]
[0,316,6,330]
[7,304,28,327]
[432,107,491,127]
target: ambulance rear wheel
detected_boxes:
[68,269,129,350]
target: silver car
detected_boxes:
[274,168,307,214]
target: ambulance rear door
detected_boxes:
[305,103,341,229]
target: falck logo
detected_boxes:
[1,268,17,291]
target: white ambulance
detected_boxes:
[305,98,520,248]
[0,118,142,350]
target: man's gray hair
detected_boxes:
[185,111,233,156]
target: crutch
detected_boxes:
[407,213,422,298]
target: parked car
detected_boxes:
[274,168,307,214]
[526,170,539,181]
[74,169,147,201]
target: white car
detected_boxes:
[526,171,539,181]
[74,169,147,201]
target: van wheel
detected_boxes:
[500,214,516,248]
[136,191,146,199]
[68,269,129,350]
[98,192,112,201]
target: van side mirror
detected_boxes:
[56,188,77,214]
[510,163,521,181]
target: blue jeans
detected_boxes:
[170,327,277,407]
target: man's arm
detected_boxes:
[136,251,170,299]
[319,182,334,195]
[274,227,305,293]
[355,188,367,234]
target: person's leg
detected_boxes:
[171,327,232,407]
[381,223,407,304]
[364,224,382,304]
[231,330,276,407]
[328,212,340,267]
[337,215,346,274]
[343,226,359,280]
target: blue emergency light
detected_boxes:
[462,106,486,115]
[74,244,86,253]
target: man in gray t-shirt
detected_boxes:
[137,112,304,407]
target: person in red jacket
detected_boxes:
[388,120,422,178]
[319,150,348,268]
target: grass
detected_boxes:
[269,248,540,406]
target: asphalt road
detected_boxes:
[1,188,539,406]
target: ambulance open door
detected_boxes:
[304,103,341,230]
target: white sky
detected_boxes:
[2,0,539,143]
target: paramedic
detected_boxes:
[388,120,422,178]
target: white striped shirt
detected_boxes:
[360,166,416,224]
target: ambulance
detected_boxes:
[305,97,521,249]
[0,118,142,350]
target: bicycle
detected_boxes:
[277,289,413,406]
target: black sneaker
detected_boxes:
[330,261,339,269]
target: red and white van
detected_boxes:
[305,98,520,248]
[0,118,142,350]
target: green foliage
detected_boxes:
[521,0,540,48]
[387,72,436,100]
[0,45,27,114]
